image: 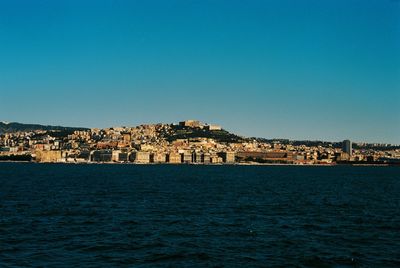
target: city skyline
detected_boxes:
[0,119,398,146]
[2,119,398,165]
[1,1,399,144]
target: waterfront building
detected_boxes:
[112,150,121,162]
[210,155,223,163]
[152,152,167,163]
[203,153,211,164]
[168,152,181,163]
[194,152,203,163]
[131,151,150,163]
[91,150,113,162]
[118,152,129,162]
[35,150,62,163]
[342,140,352,156]
[182,151,192,163]
[218,151,235,163]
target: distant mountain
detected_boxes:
[0,121,89,134]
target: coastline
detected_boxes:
[0,161,397,166]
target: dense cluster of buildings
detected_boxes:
[0,120,399,165]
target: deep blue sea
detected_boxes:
[0,163,399,267]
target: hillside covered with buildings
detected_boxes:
[0,120,399,165]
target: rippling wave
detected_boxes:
[0,163,399,267]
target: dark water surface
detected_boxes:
[0,163,399,267]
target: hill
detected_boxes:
[164,124,245,143]
[0,121,89,134]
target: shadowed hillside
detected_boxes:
[0,122,89,134]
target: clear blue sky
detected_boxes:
[0,0,399,143]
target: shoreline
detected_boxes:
[0,161,397,166]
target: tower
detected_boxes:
[342,140,352,156]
